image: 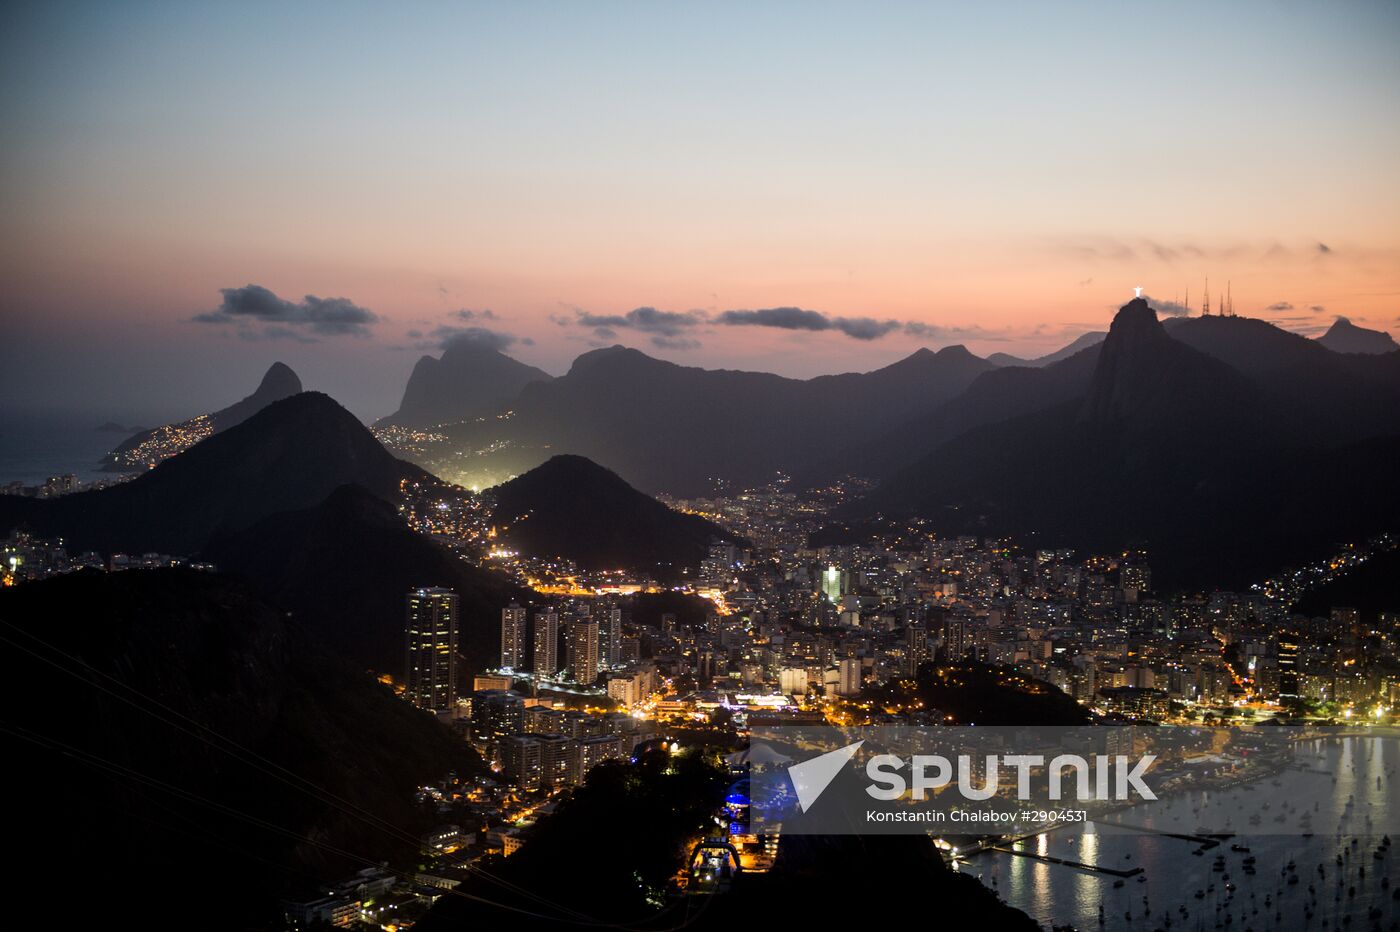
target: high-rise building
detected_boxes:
[598,602,622,671]
[1277,637,1300,699]
[501,602,527,671]
[533,609,559,677]
[405,587,459,713]
[578,734,624,783]
[1119,562,1152,602]
[539,734,579,788]
[569,619,600,686]
[779,667,809,696]
[501,732,583,790]
[606,668,656,709]
[820,565,847,603]
[502,735,543,790]
[905,622,929,675]
[836,657,862,697]
[471,689,525,757]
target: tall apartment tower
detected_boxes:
[598,602,623,671]
[533,609,559,677]
[501,602,527,670]
[405,587,459,713]
[569,619,600,686]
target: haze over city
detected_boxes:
[4,0,1399,418]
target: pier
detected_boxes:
[990,844,1145,878]
[1091,820,1232,848]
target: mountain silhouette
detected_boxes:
[378,338,552,428]
[1316,316,1399,355]
[988,329,1106,367]
[1163,314,1330,374]
[1163,313,1400,443]
[1,391,428,555]
[815,341,1102,481]
[1079,298,1256,426]
[0,568,479,929]
[1293,546,1400,627]
[206,483,528,673]
[856,300,1400,588]
[103,361,303,471]
[434,344,994,493]
[489,454,740,575]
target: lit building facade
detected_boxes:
[501,602,527,671]
[405,587,459,713]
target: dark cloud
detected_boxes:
[1051,236,1348,266]
[714,307,901,341]
[1265,301,1294,312]
[453,308,498,321]
[1309,305,1327,314]
[563,302,1003,346]
[715,306,827,331]
[575,306,705,337]
[833,317,902,340]
[432,325,520,352]
[193,284,379,338]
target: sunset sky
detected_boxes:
[3,0,1398,419]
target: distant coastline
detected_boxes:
[0,406,170,485]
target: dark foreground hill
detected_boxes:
[414,747,1035,932]
[0,391,429,555]
[206,484,529,673]
[0,568,479,930]
[102,361,303,471]
[488,455,740,576]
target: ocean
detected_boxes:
[0,406,169,486]
[956,736,1400,930]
